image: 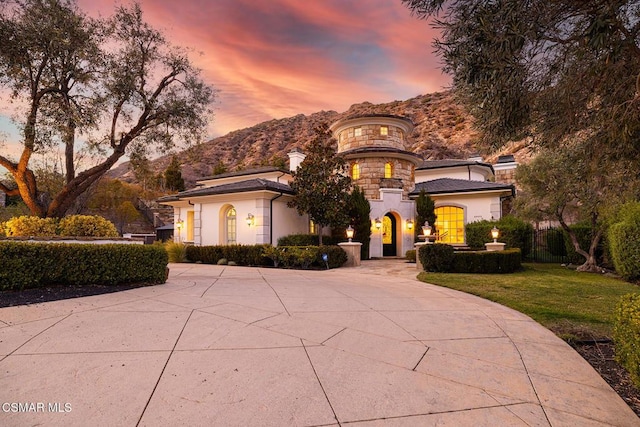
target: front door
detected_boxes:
[382,213,397,256]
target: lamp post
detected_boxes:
[491,226,499,243]
[346,225,354,242]
[422,221,432,243]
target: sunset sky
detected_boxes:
[1,0,449,159]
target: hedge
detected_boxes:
[2,215,118,237]
[465,216,533,257]
[418,243,521,274]
[264,245,347,269]
[0,242,168,290]
[613,294,640,388]
[185,244,271,266]
[562,223,605,265]
[277,233,342,247]
[609,220,640,282]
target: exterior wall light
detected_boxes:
[176,219,184,230]
[246,213,254,226]
[422,221,432,238]
[491,225,499,243]
[346,225,354,242]
[407,219,414,230]
[374,218,382,230]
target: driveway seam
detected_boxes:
[258,270,291,316]
[301,339,342,426]
[0,313,72,363]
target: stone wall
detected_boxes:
[351,157,415,200]
[337,124,405,152]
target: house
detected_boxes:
[158,115,516,257]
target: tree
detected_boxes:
[164,156,185,192]
[0,0,214,217]
[415,189,436,241]
[288,126,351,245]
[348,186,372,260]
[403,1,640,161]
[514,143,640,272]
[212,161,228,176]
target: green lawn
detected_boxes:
[418,263,640,340]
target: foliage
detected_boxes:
[164,241,188,263]
[212,161,228,175]
[186,244,270,266]
[405,249,416,262]
[288,126,352,244]
[87,178,144,233]
[263,245,347,269]
[0,241,167,290]
[415,189,436,240]
[609,203,640,281]
[2,216,58,237]
[347,186,371,259]
[418,263,640,339]
[277,234,342,247]
[418,243,455,273]
[561,223,603,265]
[114,201,140,234]
[164,156,186,192]
[613,294,640,388]
[465,217,533,257]
[545,229,567,257]
[0,0,214,217]
[450,249,522,274]
[58,215,118,237]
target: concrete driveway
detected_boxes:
[1,261,638,426]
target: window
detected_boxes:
[435,206,465,244]
[351,163,361,180]
[309,220,316,234]
[384,162,393,179]
[380,126,388,136]
[354,127,362,137]
[226,207,237,244]
[186,211,194,242]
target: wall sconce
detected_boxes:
[176,219,184,230]
[491,225,499,243]
[246,213,254,226]
[422,221,432,240]
[407,219,414,230]
[346,225,354,242]
[374,218,382,230]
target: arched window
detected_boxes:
[226,207,237,244]
[351,163,361,180]
[384,162,393,179]
[435,206,465,244]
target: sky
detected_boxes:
[1,0,449,161]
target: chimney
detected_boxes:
[493,155,518,184]
[287,148,306,172]
[467,152,484,162]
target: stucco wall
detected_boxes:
[415,168,488,183]
[431,193,503,224]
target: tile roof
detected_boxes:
[158,178,294,203]
[197,166,289,182]
[410,178,515,196]
[417,159,493,170]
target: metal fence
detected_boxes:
[524,227,569,263]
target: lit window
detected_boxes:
[226,207,237,244]
[384,162,393,179]
[435,206,465,244]
[309,220,316,234]
[187,211,194,241]
[351,163,361,180]
[354,127,362,137]
[380,126,388,136]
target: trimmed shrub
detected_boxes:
[451,249,522,274]
[0,242,168,290]
[609,220,640,282]
[165,241,188,263]
[613,294,640,388]
[264,245,347,269]
[545,228,567,257]
[317,245,348,269]
[405,249,416,262]
[277,234,341,246]
[3,216,58,237]
[58,215,119,237]
[419,243,455,272]
[186,244,271,266]
[465,216,533,257]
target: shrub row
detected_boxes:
[608,202,640,282]
[277,234,342,247]
[2,215,119,237]
[613,294,640,388]
[465,216,533,257]
[0,241,168,290]
[185,244,271,266]
[418,243,521,274]
[263,245,347,269]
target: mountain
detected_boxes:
[110,91,524,188]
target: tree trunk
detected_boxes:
[318,226,323,246]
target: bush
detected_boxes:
[57,215,119,237]
[613,294,640,388]
[165,241,188,263]
[405,249,416,262]
[0,242,167,290]
[2,216,58,237]
[545,228,567,257]
[186,244,271,266]
[277,234,341,246]
[264,245,347,269]
[465,216,533,257]
[419,243,455,272]
[609,219,640,282]
[562,222,605,265]
[451,249,522,274]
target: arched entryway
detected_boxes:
[382,213,397,256]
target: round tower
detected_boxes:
[329,115,422,200]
